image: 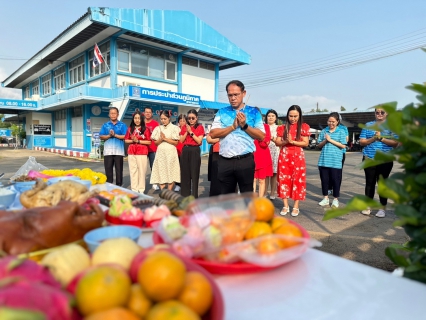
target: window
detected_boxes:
[89,42,110,77]
[71,106,83,118]
[24,87,30,99]
[42,74,51,96]
[54,109,66,135]
[117,40,176,81]
[199,61,215,71]
[182,57,198,67]
[69,56,85,85]
[54,66,65,90]
[32,80,39,96]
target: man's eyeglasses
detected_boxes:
[187,117,196,120]
[375,111,386,115]
[227,93,241,98]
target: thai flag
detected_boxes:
[93,43,104,68]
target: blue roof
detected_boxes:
[90,7,251,65]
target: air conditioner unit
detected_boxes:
[122,81,139,87]
[31,94,40,101]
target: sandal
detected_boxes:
[280,207,289,216]
[291,208,300,217]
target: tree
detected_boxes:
[341,106,346,111]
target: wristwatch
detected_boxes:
[190,133,194,137]
[242,123,249,131]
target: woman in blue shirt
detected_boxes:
[317,112,347,208]
[359,108,398,218]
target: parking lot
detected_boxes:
[0,147,408,271]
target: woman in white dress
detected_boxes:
[150,110,181,190]
[265,109,280,199]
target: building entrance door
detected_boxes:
[71,106,83,148]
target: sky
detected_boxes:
[1,0,426,115]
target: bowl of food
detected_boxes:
[14,180,37,193]
[84,225,142,253]
[0,188,17,209]
[47,176,81,185]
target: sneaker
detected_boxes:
[331,199,339,208]
[174,185,181,192]
[318,198,330,206]
[152,184,159,191]
[328,190,332,196]
[291,208,300,217]
[361,209,371,215]
[375,209,386,218]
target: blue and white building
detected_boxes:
[0,7,250,156]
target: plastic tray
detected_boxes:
[153,220,310,274]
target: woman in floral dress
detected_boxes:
[150,110,181,190]
[274,105,310,217]
[265,109,280,199]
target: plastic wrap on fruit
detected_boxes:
[157,215,187,242]
[108,195,133,217]
[188,212,212,229]
[144,204,171,224]
[203,225,222,248]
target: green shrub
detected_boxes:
[323,84,426,284]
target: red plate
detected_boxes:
[153,220,310,274]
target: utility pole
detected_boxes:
[316,102,319,112]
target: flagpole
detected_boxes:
[95,43,110,72]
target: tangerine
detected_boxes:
[177,271,213,316]
[138,251,186,302]
[257,237,284,254]
[274,223,303,247]
[245,221,272,240]
[84,307,140,320]
[146,300,200,320]
[75,266,131,316]
[248,197,275,222]
[127,284,152,318]
[270,216,290,232]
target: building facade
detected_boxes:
[0,7,251,156]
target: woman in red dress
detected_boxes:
[274,105,310,217]
[253,123,273,197]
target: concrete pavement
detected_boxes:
[0,147,408,271]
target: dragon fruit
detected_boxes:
[108,195,134,217]
[0,279,80,320]
[0,256,61,289]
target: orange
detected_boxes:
[270,216,290,232]
[248,197,275,222]
[257,237,284,254]
[245,221,272,240]
[75,266,131,316]
[146,300,200,320]
[177,271,213,316]
[84,307,140,320]
[138,251,186,302]
[274,224,303,248]
[127,284,152,318]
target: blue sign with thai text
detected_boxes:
[0,99,37,108]
[33,136,52,147]
[0,129,12,137]
[129,86,200,106]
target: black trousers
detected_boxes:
[319,166,342,198]
[328,153,345,190]
[363,157,394,206]
[104,155,124,186]
[209,152,221,196]
[217,154,255,194]
[180,145,201,198]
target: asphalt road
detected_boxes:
[0,148,408,271]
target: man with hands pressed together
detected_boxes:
[99,107,128,186]
[210,80,265,194]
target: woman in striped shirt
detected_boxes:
[317,112,347,208]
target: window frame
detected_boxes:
[89,42,111,78]
[41,74,51,96]
[32,80,40,96]
[54,65,66,91]
[69,55,85,86]
[54,109,66,135]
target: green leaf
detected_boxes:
[389,172,405,180]
[407,83,426,95]
[373,102,397,114]
[377,177,409,203]
[323,196,381,221]
[388,243,411,252]
[405,135,426,148]
[386,111,403,135]
[385,247,410,267]
[374,150,396,163]
[415,173,426,185]
[358,157,390,169]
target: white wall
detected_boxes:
[117,75,177,92]
[88,76,111,88]
[55,138,67,147]
[32,113,52,124]
[182,66,215,101]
